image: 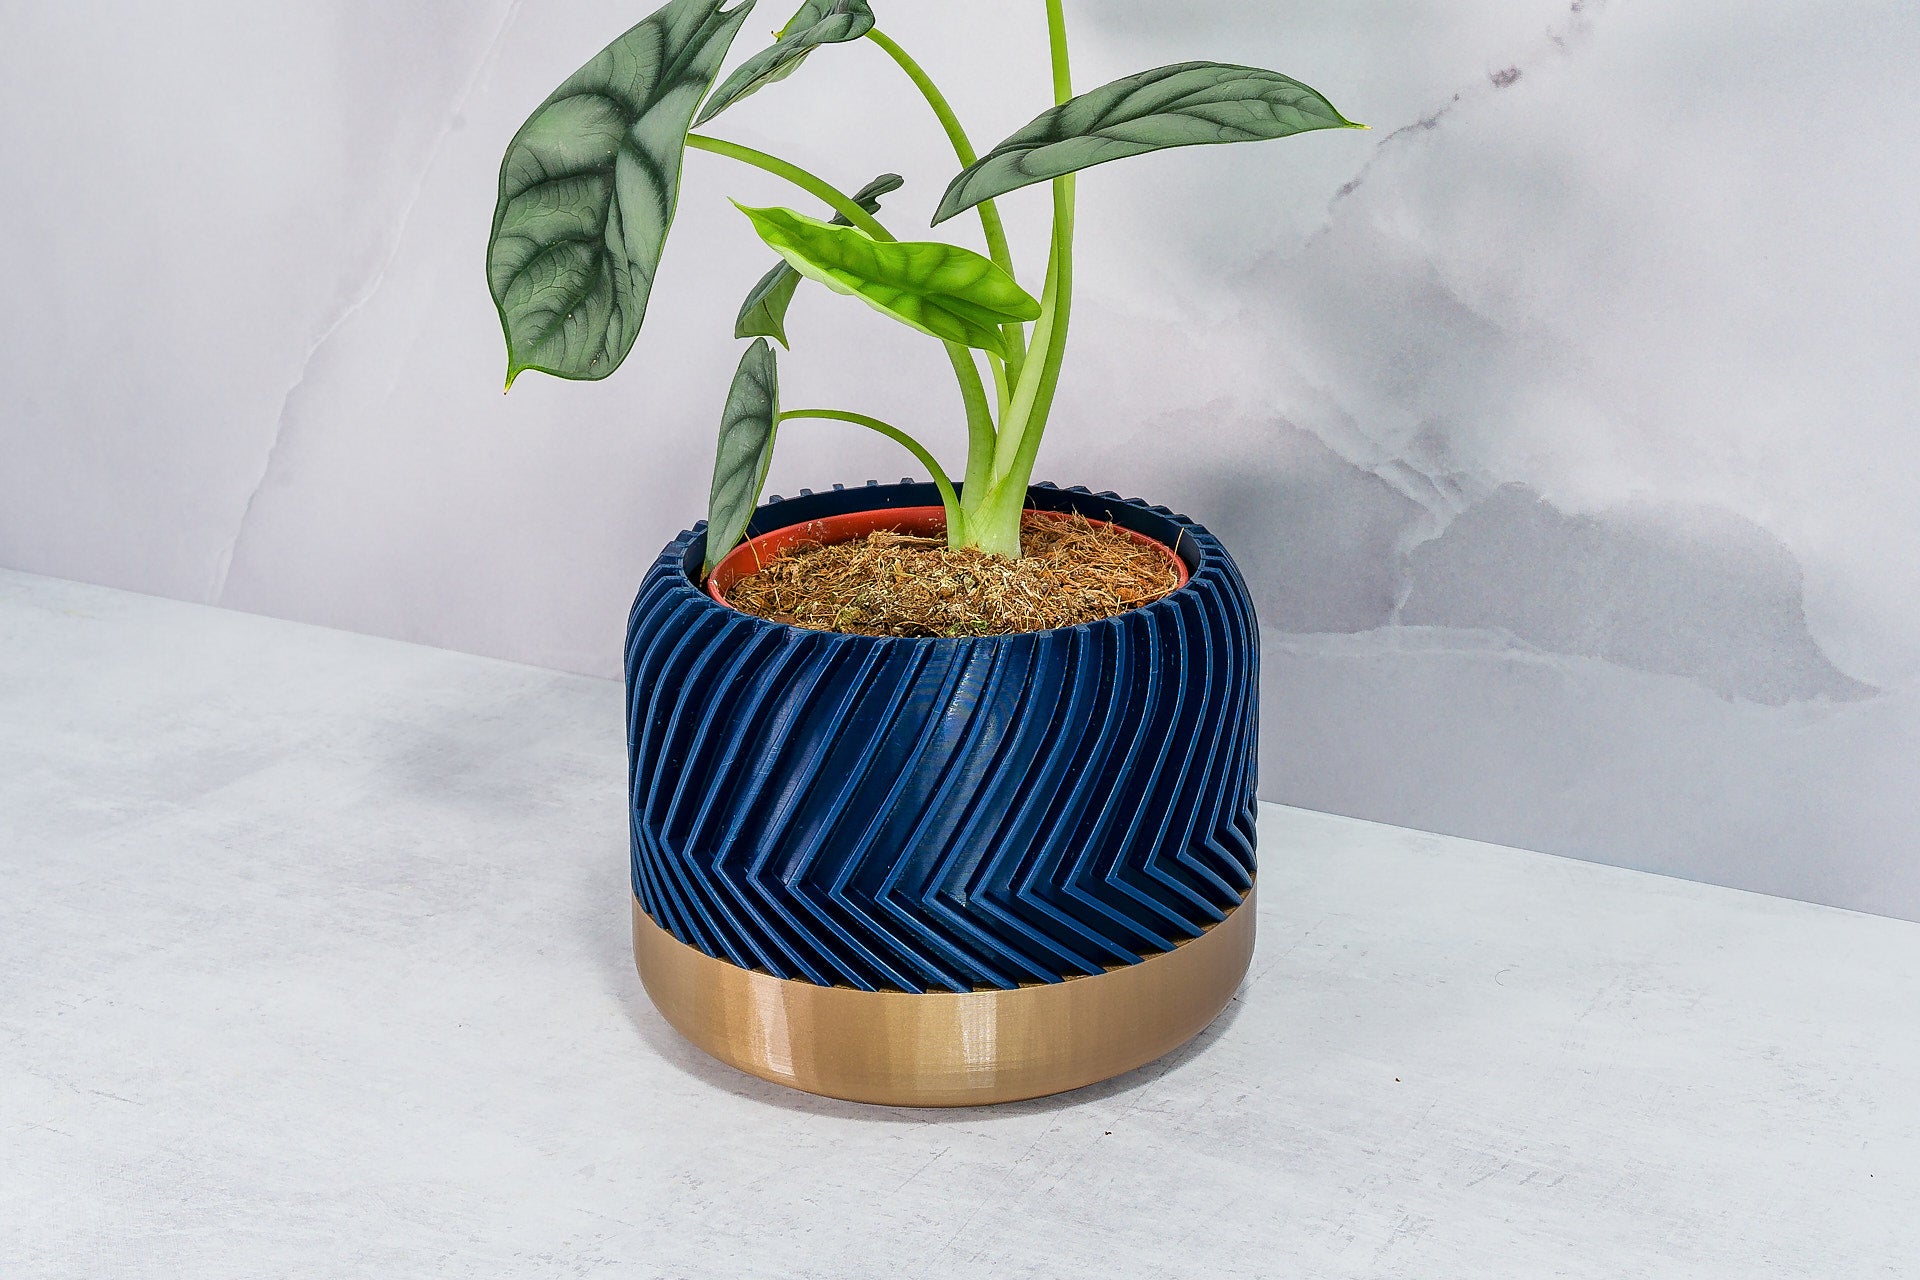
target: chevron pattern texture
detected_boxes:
[626,482,1259,994]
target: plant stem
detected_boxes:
[687,131,998,495]
[947,345,999,504]
[777,409,966,544]
[998,176,1074,487]
[685,133,893,241]
[864,27,1027,399]
[962,0,1076,559]
[861,29,1010,269]
[1046,0,1073,101]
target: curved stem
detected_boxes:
[686,133,894,241]
[947,344,998,504]
[688,132,998,484]
[864,27,1027,397]
[777,409,966,544]
[861,29,1004,260]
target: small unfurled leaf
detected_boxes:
[704,339,781,575]
[488,0,758,387]
[734,266,805,348]
[734,204,1040,357]
[696,0,874,125]
[735,172,902,347]
[934,61,1360,224]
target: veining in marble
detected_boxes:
[2,0,1915,918]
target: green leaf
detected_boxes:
[734,267,804,349]
[696,0,874,125]
[735,172,902,347]
[734,204,1041,357]
[704,339,781,575]
[934,61,1361,224]
[488,0,758,387]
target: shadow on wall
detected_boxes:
[1175,436,1912,917]
[1188,426,1874,709]
[1195,420,1426,635]
[1396,484,1875,706]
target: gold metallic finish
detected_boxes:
[631,888,1255,1107]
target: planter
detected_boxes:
[625,481,1260,1106]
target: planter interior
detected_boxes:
[706,503,1191,606]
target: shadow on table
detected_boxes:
[587,901,1250,1123]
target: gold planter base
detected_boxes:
[631,889,1255,1107]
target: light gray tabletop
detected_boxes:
[3,568,1915,1279]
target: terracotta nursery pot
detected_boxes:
[625,481,1259,1106]
[704,504,1191,603]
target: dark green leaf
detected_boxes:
[488,0,758,387]
[734,172,902,346]
[696,0,874,125]
[734,265,805,348]
[704,339,781,575]
[934,61,1360,224]
[735,203,1040,357]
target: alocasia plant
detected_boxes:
[488,0,1360,571]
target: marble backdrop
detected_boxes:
[5,2,1915,918]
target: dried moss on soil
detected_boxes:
[722,512,1181,637]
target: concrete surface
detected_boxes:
[3,569,1915,1278]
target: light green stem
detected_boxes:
[864,27,1027,403]
[961,0,1076,559]
[998,177,1074,488]
[947,345,999,503]
[1047,0,1073,105]
[778,409,965,545]
[688,132,998,495]
[686,133,891,241]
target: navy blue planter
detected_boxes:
[625,481,1260,1005]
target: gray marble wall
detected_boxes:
[5,2,1915,918]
